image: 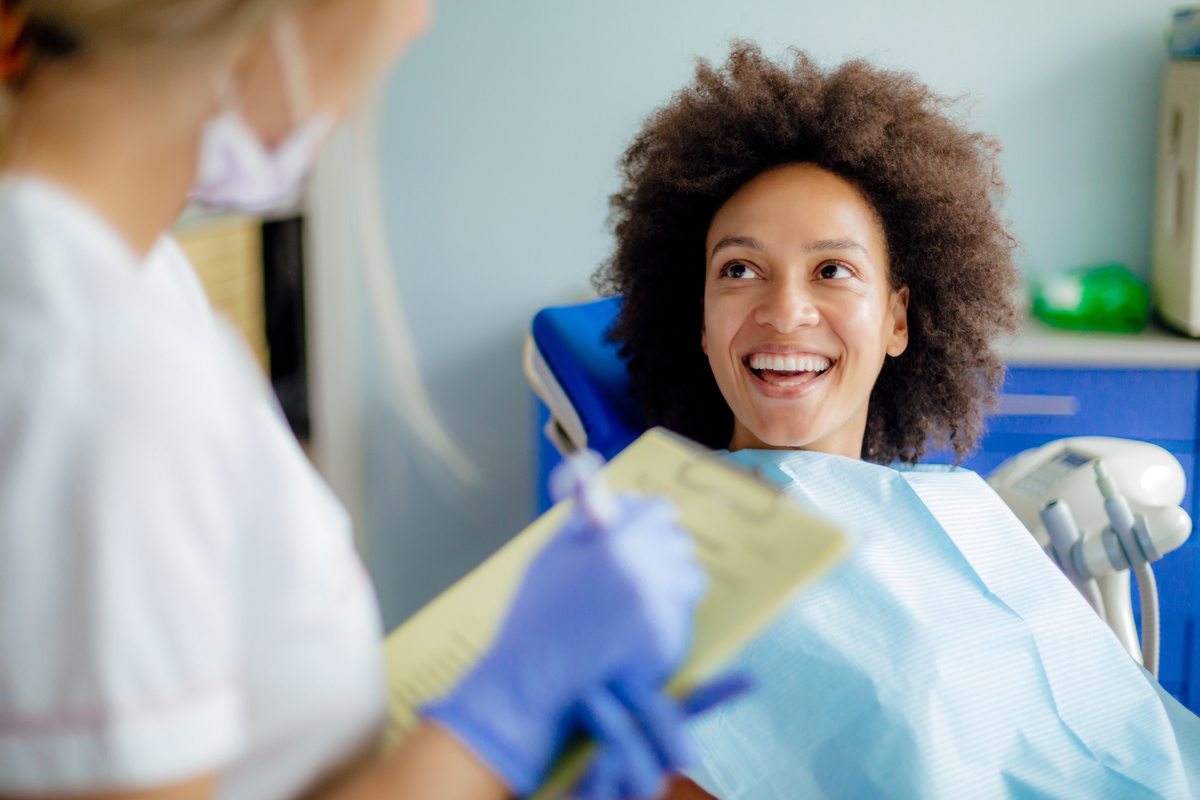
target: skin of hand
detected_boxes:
[700,163,910,457]
[662,777,719,800]
[0,0,514,799]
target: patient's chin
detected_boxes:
[732,417,825,451]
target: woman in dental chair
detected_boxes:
[598,43,1200,799]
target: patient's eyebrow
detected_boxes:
[710,236,767,259]
[807,238,867,255]
[710,236,869,260]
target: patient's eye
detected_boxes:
[721,262,758,280]
[818,262,854,280]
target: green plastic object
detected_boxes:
[1031,263,1149,334]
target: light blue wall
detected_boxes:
[365,0,1175,629]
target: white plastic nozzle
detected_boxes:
[1093,461,1119,501]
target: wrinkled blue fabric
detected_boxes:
[686,450,1200,799]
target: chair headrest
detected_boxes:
[530,297,648,459]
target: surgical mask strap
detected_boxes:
[271,15,313,126]
[209,17,311,128]
[211,65,237,113]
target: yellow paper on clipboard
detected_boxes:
[381,427,851,795]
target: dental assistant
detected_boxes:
[0,1,713,799]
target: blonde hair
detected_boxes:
[0,0,308,143]
[12,0,306,48]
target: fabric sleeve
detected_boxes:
[0,332,247,793]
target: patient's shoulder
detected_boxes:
[897,465,1007,505]
[889,461,975,476]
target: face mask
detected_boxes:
[190,17,333,213]
[193,18,479,481]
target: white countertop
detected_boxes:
[999,318,1200,368]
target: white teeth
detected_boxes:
[748,353,832,372]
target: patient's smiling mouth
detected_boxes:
[744,351,834,388]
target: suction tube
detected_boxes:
[1134,562,1160,679]
[352,83,479,484]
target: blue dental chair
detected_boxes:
[524,296,1200,712]
[523,296,644,512]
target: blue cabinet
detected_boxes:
[927,368,1200,527]
[990,368,1198,440]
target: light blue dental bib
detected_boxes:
[687,449,1200,799]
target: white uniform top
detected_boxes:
[0,177,387,800]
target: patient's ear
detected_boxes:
[701,320,708,356]
[886,286,909,357]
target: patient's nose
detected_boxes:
[754,282,819,333]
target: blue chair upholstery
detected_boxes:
[530,297,648,460]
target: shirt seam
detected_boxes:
[0,672,238,737]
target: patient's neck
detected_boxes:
[727,413,866,459]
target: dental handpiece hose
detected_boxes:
[1134,562,1160,680]
[1095,462,1160,679]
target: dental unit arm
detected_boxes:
[988,438,1193,679]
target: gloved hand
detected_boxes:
[571,673,754,800]
[422,477,707,796]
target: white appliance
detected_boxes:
[1153,61,1200,336]
[988,438,1192,677]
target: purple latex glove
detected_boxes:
[423,488,707,795]
[571,674,754,800]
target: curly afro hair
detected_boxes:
[594,42,1020,464]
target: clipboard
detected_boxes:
[380,427,851,796]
